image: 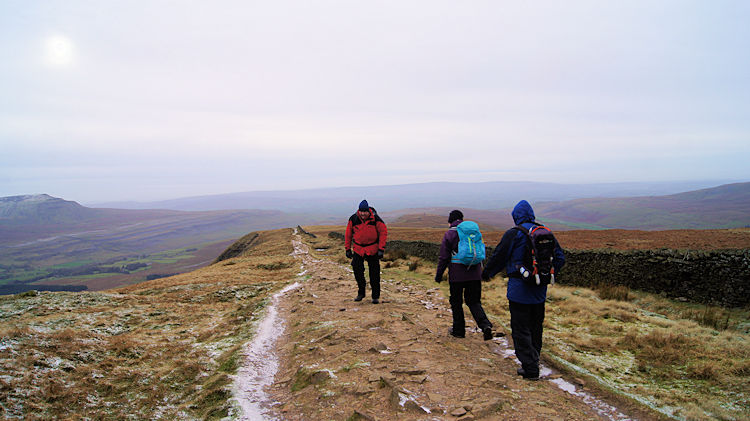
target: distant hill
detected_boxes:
[1,194,99,223]
[89,180,732,215]
[0,194,182,243]
[0,195,332,293]
[534,182,750,230]
[383,183,750,231]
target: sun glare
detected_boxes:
[44,35,75,68]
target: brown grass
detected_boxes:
[596,284,632,301]
[0,228,299,420]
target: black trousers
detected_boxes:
[509,300,545,376]
[351,253,380,299]
[449,280,492,335]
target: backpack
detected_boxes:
[450,221,486,266]
[515,223,557,285]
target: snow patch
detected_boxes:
[231,282,302,421]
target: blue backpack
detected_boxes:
[451,221,486,266]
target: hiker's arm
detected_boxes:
[435,233,451,282]
[553,238,566,272]
[482,230,514,280]
[376,220,387,252]
[344,219,353,251]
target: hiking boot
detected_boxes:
[372,299,379,304]
[517,368,525,376]
[354,294,365,302]
[483,327,493,341]
[523,373,540,381]
[449,328,465,338]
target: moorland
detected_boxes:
[1,226,747,420]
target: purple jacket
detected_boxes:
[436,220,483,282]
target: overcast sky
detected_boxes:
[1,1,749,203]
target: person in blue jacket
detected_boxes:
[482,200,565,380]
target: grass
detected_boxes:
[0,228,297,420]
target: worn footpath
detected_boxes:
[264,231,632,420]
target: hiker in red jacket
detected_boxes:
[345,200,387,303]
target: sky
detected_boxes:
[1,1,749,203]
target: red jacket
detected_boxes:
[345,208,387,256]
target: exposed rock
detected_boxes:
[393,368,426,375]
[351,409,377,421]
[472,398,505,418]
[311,370,332,384]
[403,398,429,413]
[451,406,468,416]
[311,329,338,343]
[427,392,446,403]
[368,342,388,353]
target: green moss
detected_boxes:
[218,349,240,373]
[291,367,313,392]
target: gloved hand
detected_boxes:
[481,271,490,282]
[377,249,384,259]
[346,249,353,259]
[435,274,443,283]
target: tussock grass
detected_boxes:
[596,284,632,301]
[383,249,408,261]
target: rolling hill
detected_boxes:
[90,180,731,214]
[0,195,331,293]
[385,182,750,231]
[534,182,750,230]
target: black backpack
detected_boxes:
[514,223,558,285]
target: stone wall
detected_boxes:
[332,232,749,307]
[381,237,749,308]
[562,249,749,308]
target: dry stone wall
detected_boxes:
[329,232,749,307]
[379,237,749,308]
[563,249,750,308]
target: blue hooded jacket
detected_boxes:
[482,200,566,304]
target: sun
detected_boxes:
[44,34,75,68]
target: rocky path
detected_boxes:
[263,232,634,420]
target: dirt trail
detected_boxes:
[265,231,635,420]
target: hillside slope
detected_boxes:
[91,180,729,214]
[0,229,299,419]
[535,182,750,230]
[385,182,750,231]
[0,195,325,293]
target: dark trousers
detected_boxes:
[449,280,492,335]
[509,300,545,376]
[351,253,380,299]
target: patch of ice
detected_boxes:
[549,378,632,420]
[420,300,439,310]
[0,339,17,352]
[398,388,431,414]
[231,281,302,421]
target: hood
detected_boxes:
[512,200,535,225]
[358,208,375,221]
[450,219,462,228]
